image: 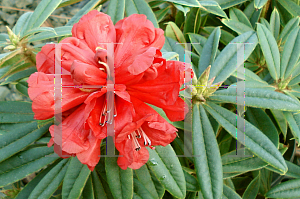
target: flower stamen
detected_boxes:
[99,100,117,127]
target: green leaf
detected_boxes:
[222,19,253,34]
[174,4,190,16]
[265,160,300,178]
[66,0,101,26]
[265,179,300,198]
[162,0,201,7]
[242,176,259,199]
[281,27,300,79]
[0,48,23,67]
[125,0,159,28]
[203,27,235,45]
[279,17,300,44]
[58,0,83,8]
[105,156,133,199]
[28,26,72,42]
[62,157,91,199]
[257,23,280,80]
[23,0,62,35]
[198,27,220,77]
[91,170,108,199]
[16,80,29,97]
[277,0,300,17]
[213,0,248,9]
[149,167,165,198]
[283,112,300,144]
[209,87,300,111]
[147,145,186,198]
[0,101,34,123]
[270,110,288,140]
[23,27,57,38]
[183,8,201,34]
[200,1,228,18]
[203,102,288,174]
[209,31,258,83]
[244,1,262,28]
[12,12,33,36]
[269,8,280,40]
[165,22,186,43]
[223,184,242,199]
[134,165,160,199]
[229,8,252,28]
[82,176,95,199]
[193,104,223,199]
[245,108,279,148]
[0,67,36,85]
[183,169,200,192]
[162,37,185,62]
[254,0,268,9]
[188,33,207,55]
[0,121,51,163]
[29,159,69,199]
[154,6,170,23]
[107,0,125,24]
[0,146,59,188]
[15,161,59,199]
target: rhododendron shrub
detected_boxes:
[1,0,300,198]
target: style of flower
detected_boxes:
[28,10,190,170]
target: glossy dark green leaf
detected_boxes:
[125,0,158,28]
[203,102,287,174]
[183,169,200,192]
[134,165,160,199]
[210,87,300,111]
[198,27,220,77]
[279,17,300,43]
[214,0,248,9]
[0,121,51,162]
[222,19,253,34]
[154,6,170,22]
[0,101,34,123]
[193,104,223,199]
[62,157,91,199]
[277,0,300,17]
[28,26,72,42]
[223,184,242,199]
[270,110,288,140]
[0,67,36,85]
[188,33,207,55]
[244,1,262,27]
[174,4,190,16]
[91,170,108,199]
[16,80,29,97]
[257,23,280,81]
[281,27,300,79]
[265,179,300,198]
[203,27,235,45]
[162,0,201,7]
[105,156,133,199]
[66,0,101,26]
[200,1,227,18]
[269,8,280,40]
[162,37,185,62]
[147,145,186,199]
[209,31,258,83]
[149,167,165,198]
[82,176,95,199]
[283,112,300,143]
[28,159,69,199]
[229,8,252,28]
[107,0,125,24]
[133,178,155,199]
[265,160,300,178]
[242,175,259,199]
[254,0,268,9]
[166,22,186,43]
[23,0,62,35]
[0,146,59,188]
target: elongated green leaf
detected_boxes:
[198,27,220,77]
[23,0,62,35]
[134,165,160,199]
[82,176,95,199]
[281,27,300,79]
[13,12,33,36]
[0,101,34,123]
[183,169,200,192]
[222,19,253,34]
[105,156,133,199]
[209,87,300,111]
[193,104,223,199]
[203,27,235,45]
[125,0,158,28]
[154,6,170,22]
[279,17,300,43]
[62,157,91,199]
[16,80,29,97]
[28,26,72,42]
[200,1,227,18]
[265,179,300,198]
[91,170,108,199]
[58,0,83,8]
[66,0,101,26]
[223,184,242,199]
[229,8,252,28]
[133,178,155,199]
[244,1,262,27]
[257,23,280,80]
[265,160,300,178]
[162,37,185,62]
[107,0,125,24]
[147,145,186,199]
[29,159,69,199]
[203,102,288,174]
[277,0,300,17]
[0,48,22,67]
[209,31,258,83]
[254,0,268,9]
[165,22,186,43]
[149,167,165,198]
[0,146,59,188]
[271,109,288,140]
[0,121,51,162]
[162,0,201,7]
[15,161,59,199]
[1,67,36,85]
[283,112,300,143]
[245,107,279,148]
[183,8,201,34]
[188,33,207,55]
[242,175,259,199]
[214,0,248,9]
[174,4,190,16]
[270,8,280,40]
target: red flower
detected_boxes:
[28,10,190,170]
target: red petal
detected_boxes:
[72,10,116,52]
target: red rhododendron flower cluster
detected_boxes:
[28,10,190,170]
